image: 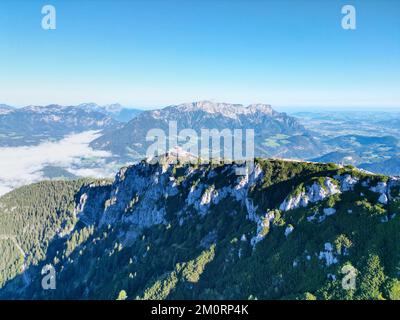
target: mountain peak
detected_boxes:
[78,102,101,109]
[23,104,67,113]
[0,104,15,115]
[247,103,274,114]
[78,102,124,115]
[174,101,274,118]
[147,146,199,167]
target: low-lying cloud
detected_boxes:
[0,131,116,196]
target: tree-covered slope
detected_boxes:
[0,179,108,287]
[0,159,399,300]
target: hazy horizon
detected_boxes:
[2,101,400,113]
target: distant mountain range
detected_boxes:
[0,104,14,115]
[0,103,141,147]
[294,111,400,177]
[0,101,399,177]
[90,101,322,161]
[77,103,142,123]
[312,151,362,166]
[311,134,400,175]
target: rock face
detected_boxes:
[323,208,336,216]
[78,162,175,230]
[279,174,400,213]
[251,211,275,247]
[378,194,389,205]
[370,182,388,194]
[369,179,400,205]
[75,181,112,226]
[63,162,400,254]
[279,178,340,212]
[284,225,294,237]
[336,174,359,192]
[76,161,266,237]
[72,159,273,252]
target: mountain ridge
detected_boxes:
[90,101,322,161]
[1,157,399,300]
[0,103,142,147]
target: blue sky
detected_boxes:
[0,0,399,109]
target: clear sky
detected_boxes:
[0,0,399,109]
